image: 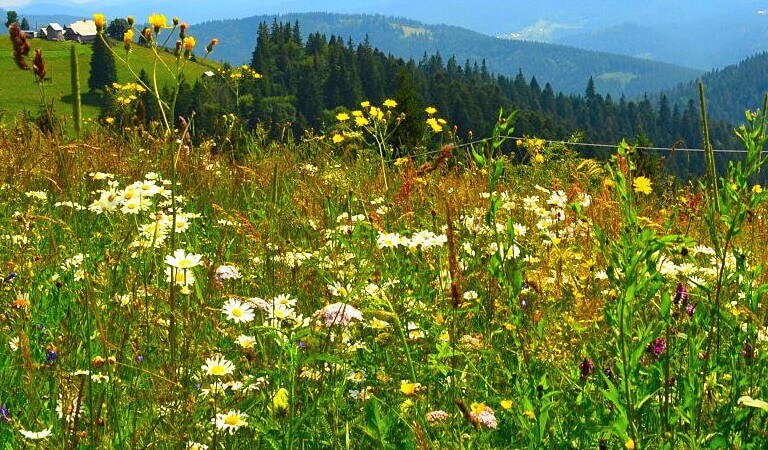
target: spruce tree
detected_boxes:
[20,17,29,30]
[88,35,117,92]
[5,11,18,28]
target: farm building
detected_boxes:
[64,20,97,44]
[44,23,65,41]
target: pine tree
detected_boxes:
[106,19,129,41]
[5,11,19,28]
[20,17,29,30]
[391,67,425,155]
[88,35,117,92]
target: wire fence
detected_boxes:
[385,135,752,163]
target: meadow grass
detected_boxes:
[0,38,214,127]
[1,108,768,449]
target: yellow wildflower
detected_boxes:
[522,410,535,420]
[426,118,443,133]
[148,13,167,32]
[360,101,371,108]
[534,153,545,164]
[271,388,289,415]
[123,29,134,43]
[355,116,370,127]
[183,36,196,52]
[753,184,763,194]
[400,381,421,395]
[625,438,636,449]
[633,176,653,195]
[332,134,344,144]
[336,112,350,122]
[105,117,115,125]
[383,99,398,108]
[425,106,437,115]
[93,14,106,32]
[500,399,513,410]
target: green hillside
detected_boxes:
[189,12,702,97]
[0,38,215,123]
[664,52,768,124]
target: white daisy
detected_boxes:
[201,355,235,377]
[214,410,248,434]
[222,298,255,324]
[165,249,203,269]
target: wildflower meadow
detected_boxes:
[3,11,768,450]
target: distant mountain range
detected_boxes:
[187,12,700,98]
[547,7,768,70]
[4,0,768,72]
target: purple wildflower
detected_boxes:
[3,272,17,283]
[579,358,595,381]
[214,265,241,282]
[314,302,363,327]
[686,302,696,317]
[425,410,450,423]
[649,338,667,357]
[674,283,687,305]
[0,405,9,422]
[474,408,497,429]
[742,340,756,360]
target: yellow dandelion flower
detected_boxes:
[426,118,443,133]
[336,112,350,122]
[633,176,653,195]
[332,134,344,144]
[400,381,421,395]
[360,101,371,108]
[148,13,167,31]
[522,410,535,420]
[383,99,398,108]
[500,399,513,410]
[425,106,437,115]
[534,153,545,164]
[105,117,115,125]
[625,438,636,449]
[752,184,763,194]
[355,116,370,127]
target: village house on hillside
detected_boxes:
[37,20,97,43]
[41,23,64,41]
[64,20,97,44]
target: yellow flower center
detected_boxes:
[224,414,240,425]
[210,365,227,376]
[232,307,243,318]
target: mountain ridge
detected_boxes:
[188,12,701,98]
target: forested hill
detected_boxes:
[219,20,736,168]
[665,52,768,124]
[188,12,701,97]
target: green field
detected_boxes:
[0,38,215,124]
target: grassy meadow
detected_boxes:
[0,38,213,126]
[3,17,768,450]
